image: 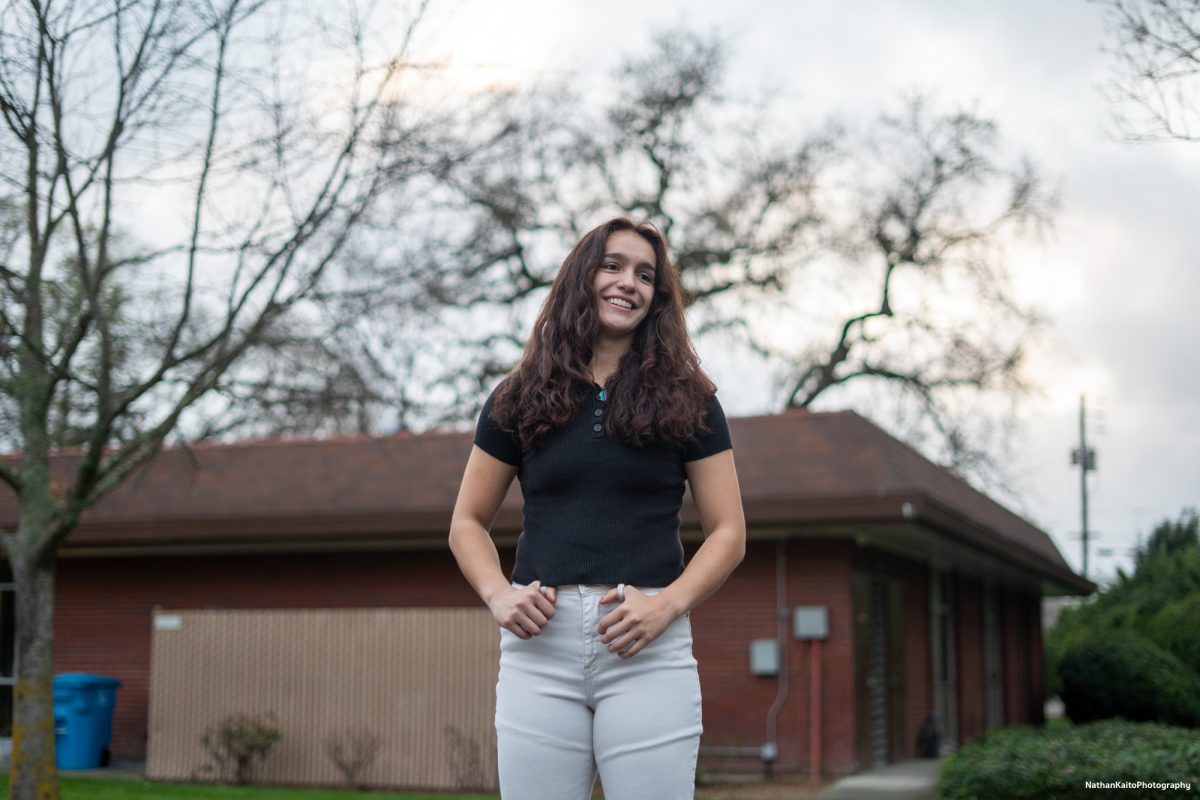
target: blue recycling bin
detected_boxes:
[53,673,122,769]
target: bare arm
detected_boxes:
[599,448,746,657]
[448,445,556,638]
[663,448,747,613]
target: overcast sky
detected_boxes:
[411,0,1199,583]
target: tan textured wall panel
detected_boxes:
[146,608,499,790]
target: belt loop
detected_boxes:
[538,584,549,597]
[617,583,625,602]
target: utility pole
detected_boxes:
[1070,394,1097,579]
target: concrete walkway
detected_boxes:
[811,758,942,800]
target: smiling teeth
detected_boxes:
[608,298,633,309]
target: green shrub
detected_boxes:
[1144,592,1200,676]
[1045,510,1200,700]
[1058,630,1200,727]
[936,719,1200,800]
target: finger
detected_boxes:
[608,631,636,653]
[619,639,645,659]
[533,593,556,618]
[599,588,619,604]
[524,583,555,618]
[601,619,632,644]
[524,607,549,628]
[545,586,557,603]
[597,609,623,634]
[515,614,542,635]
[507,622,531,640]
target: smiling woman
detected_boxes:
[448,218,746,800]
[481,218,719,448]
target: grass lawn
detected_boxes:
[0,775,498,800]
[0,773,828,800]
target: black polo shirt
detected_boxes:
[473,383,733,587]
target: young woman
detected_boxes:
[448,218,746,800]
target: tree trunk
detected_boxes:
[8,550,59,800]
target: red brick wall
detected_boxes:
[687,539,857,775]
[791,540,857,775]
[690,541,779,767]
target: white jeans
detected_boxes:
[495,583,703,800]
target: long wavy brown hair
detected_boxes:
[490,218,716,450]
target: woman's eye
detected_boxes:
[639,273,654,283]
[603,263,619,271]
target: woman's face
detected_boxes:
[592,230,657,338]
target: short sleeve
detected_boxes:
[473,387,522,466]
[683,394,733,462]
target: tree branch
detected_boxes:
[0,458,21,493]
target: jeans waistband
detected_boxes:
[512,582,665,598]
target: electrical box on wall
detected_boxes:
[749,639,780,676]
[793,605,828,640]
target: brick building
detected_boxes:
[1,408,1092,781]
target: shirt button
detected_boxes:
[592,423,603,432]
[594,408,603,416]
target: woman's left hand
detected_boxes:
[597,586,679,659]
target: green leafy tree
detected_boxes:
[1146,593,1200,675]
[1047,509,1200,696]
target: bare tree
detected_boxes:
[776,96,1054,483]
[0,0,439,796]
[354,31,829,419]
[1095,0,1200,141]
[118,26,1055,479]
[372,29,1054,486]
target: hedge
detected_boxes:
[936,720,1200,800]
[1145,592,1200,677]
[1058,630,1200,727]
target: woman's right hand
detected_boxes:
[489,580,557,639]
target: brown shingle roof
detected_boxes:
[0,410,1088,592]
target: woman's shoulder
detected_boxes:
[683,391,731,462]
[475,379,521,465]
[703,391,724,413]
[481,374,519,412]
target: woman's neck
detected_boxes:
[589,333,632,386]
